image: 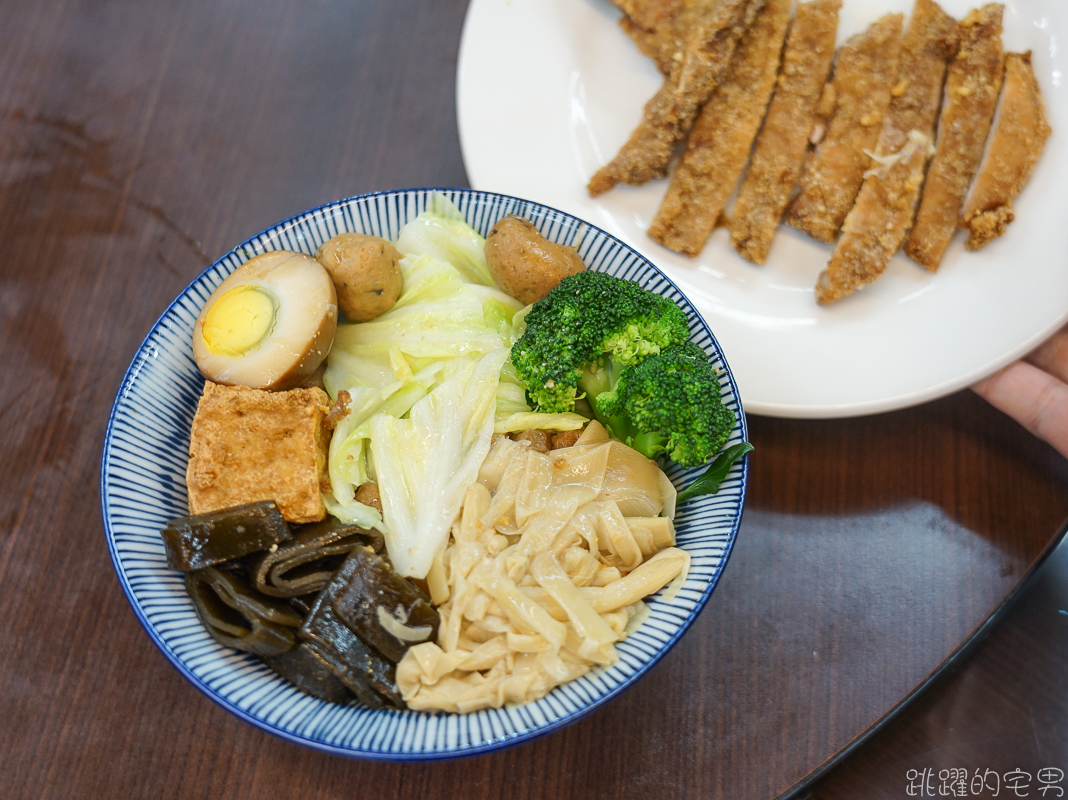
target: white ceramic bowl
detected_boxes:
[101,188,749,759]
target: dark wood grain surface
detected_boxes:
[811,529,1068,799]
[1,2,1065,799]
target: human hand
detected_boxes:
[972,323,1068,460]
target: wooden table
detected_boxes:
[1,1,1065,798]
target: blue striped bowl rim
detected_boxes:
[100,187,749,760]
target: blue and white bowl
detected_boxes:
[101,188,749,759]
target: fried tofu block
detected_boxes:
[730,0,842,264]
[962,51,1051,250]
[587,0,763,196]
[787,13,904,243]
[904,3,1004,270]
[648,0,791,256]
[816,0,957,304]
[186,382,331,524]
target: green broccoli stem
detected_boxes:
[599,410,633,444]
[576,358,668,458]
[593,411,666,460]
[576,357,622,401]
[577,358,628,438]
[631,430,668,460]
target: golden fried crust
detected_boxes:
[787,13,904,244]
[648,0,791,256]
[186,382,331,524]
[962,51,1051,250]
[877,0,959,153]
[587,0,764,196]
[611,0,681,31]
[815,0,958,304]
[620,17,673,72]
[904,3,1004,270]
[615,0,685,74]
[817,132,932,304]
[729,0,842,264]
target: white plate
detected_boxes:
[458,0,1068,418]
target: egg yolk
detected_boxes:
[201,285,279,357]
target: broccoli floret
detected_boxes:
[510,271,689,413]
[591,342,735,467]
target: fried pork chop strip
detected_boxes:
[612,0,680,30]
[816,0,957,305]
[729,0,842,265]
[816,132,931,303]
[904,3,1004,270]
[587,0,764,197]
[962,51,1052,251]
[786,13,904,244]
[613,0,685,74]
[647,0,791,256]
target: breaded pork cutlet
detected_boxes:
[787,13,904,244]
[186,382,332,524]
[648,0,791,256]
[730,0,842,264]
[904,3,1004,270]
[587,0,764,197]
[613,0,684,74]
[816,0,957,304]
[612,0,681,34]
[962,51,1051,250]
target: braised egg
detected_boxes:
[192,250,338,390]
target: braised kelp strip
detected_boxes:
[332,547,440,664]
[729,0,842,264]
[297,636,387,709]
[961,51,1051,250]
[263,643,353,704]
[816,0,958,304]
[588,0,765,196]
[162,500,291,572]
[185,566,301,657]
[300,562,405,708]
[786,12,904,243]
[249,516,384,598]
[648,0,791,256]
[904,3,1004,270]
